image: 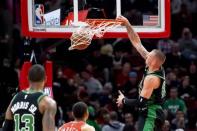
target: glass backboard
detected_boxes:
[21,0,170,38]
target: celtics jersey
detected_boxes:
[139,67,166,105]
[10,90,46,131]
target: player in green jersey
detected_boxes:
[2,64,57,131]
[116,16,166,131]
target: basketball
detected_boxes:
[69,30,92,50]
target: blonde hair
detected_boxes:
[152,49,166,65]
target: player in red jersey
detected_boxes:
[58,102,95,131]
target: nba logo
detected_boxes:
[35,4,45,25]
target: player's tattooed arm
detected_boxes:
[140,75,160,99]
[42,97,57,131]
[117,16,149,59]
[134,44,149,60]
[125,22,149,59]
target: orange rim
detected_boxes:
[85,19,123,26]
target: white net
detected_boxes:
[69,26,93,50]
[69,20,122,50]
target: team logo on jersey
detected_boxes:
[34,4,45,25]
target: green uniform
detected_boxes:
[138,67,166,131]
[163,98,187,115]
[10,90,46,131]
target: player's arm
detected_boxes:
[41,97,57,131]
[140,75,160,98]
[117,75,160,108]
[81,124,95,131]
[2,102,14,131]
[117,16,149,59]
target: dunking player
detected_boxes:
[2,64,57,131]
[116,16,166,131]
[58,102,95,131]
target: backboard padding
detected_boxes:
[21,0,170,38]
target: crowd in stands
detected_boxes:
[0,0,197,130]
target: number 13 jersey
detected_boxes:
[10,90,46,131]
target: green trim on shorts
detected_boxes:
[143,105,162,131]
[143,117,155,131]
[147,105,162,118]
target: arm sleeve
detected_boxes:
[123,96,148,109]
[123,98,138,107]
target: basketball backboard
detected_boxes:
[21,0,170,38]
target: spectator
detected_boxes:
[115,62,131,88]
[189,62,197,87]
[157,39,174,54]
[53,67,70,106]
[0,1,13,40]
[171,111,187,130]
[112,50,124,70]
[99,82,113,107]
[78,87,90,104]
[81,69,103,95]
[162,120,171,131]
[179,76,196,100]
[165,43,183,68]
[166,71,180,87]
[122,71,138,98]
[191,0,197,14]
[122,47,144,71]
[178,28,197,60]
[171,0,182,15]
[99,44,113,82]
[163,88,187,120]
[172,4,193,39]
[0,58,18,125]
[124,113,134,125]
[182,0,197,14]
[96,108,110,127]
[123,113,136,131]
[102,111,125,131]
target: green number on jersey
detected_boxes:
[14,114,35,131]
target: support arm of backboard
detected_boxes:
[74,0,78,24]
[116,0,121,17]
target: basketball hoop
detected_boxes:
[69,19,122,50]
